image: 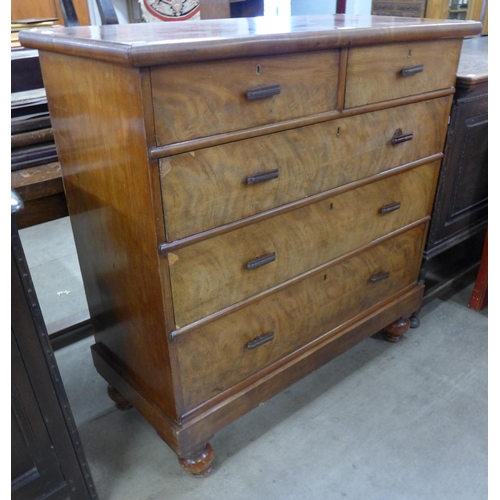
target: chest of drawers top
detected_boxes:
[20,15,480,67]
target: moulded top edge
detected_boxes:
[18,14,482,67]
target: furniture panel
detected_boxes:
[168,161,439,327]
[151,50,340,145]
[425,87,487,253]
[418,35,488,307]
[345,39,462,108]
[11,194,97,499]
[176,224,426,410]
[160,96,451,240]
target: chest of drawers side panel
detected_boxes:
[38,51,180,419]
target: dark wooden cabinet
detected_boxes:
[11,192,97,500]
[421,36,488,304]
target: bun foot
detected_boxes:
[107,384,132,410]
[409,314,420,329]
[179,443,214,477]
[384,317,410,343]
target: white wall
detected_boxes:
[291,0,372,16]
[291,0,337,15]
[345,0,372,15]
[89,0,374,24]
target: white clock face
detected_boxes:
[143,0,200,21]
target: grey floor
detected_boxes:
[19,217,488,500]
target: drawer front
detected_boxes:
[161,96,450,240]
[151,51,339,145]
[176,224,426,410]
[345,39,462,108]
[168,162,438,327]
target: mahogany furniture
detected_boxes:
[419,35,487,308]
[20,15,481,476]
[11,191,97,499]
[469,227,487,311]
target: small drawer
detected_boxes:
[167,161,439,327]
[161,96,451,240]
[345,39,462,108]
[175,224,426,410]
[151,51,339,145]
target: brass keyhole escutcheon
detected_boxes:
[256,64,261,75]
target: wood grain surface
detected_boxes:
[23,16,474,463]
[345,39,462,108]
[167,161,439,327]
[456,36,488,88]
[160,96,451,240]
[38,51,179,418]
[152,51,339,145]
[19,17,481,67]
[175,224,425,410]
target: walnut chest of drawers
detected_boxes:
[20,15,481,476]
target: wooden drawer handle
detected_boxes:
[247,332,275,349]
[401,64,424,77]
[246,252,276,270]
[392,133,414,145]
[246,84,281,101]
[247,169,279,185]
[370,272,390,283]
[380,202,401,214]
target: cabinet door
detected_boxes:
[12,335,68,500]
[425,87,488,256]
[11,216,97,500]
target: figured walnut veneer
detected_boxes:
[152,51,340,145]
[160,97,451,240]
[19,15,481,475]
[345,39,462,108]
[168,162,439,327]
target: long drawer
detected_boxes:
[175,223,426,411]
[151,51,340,145]
[345,39,462,108]
[167,162,439,327]
[160,97,451,240]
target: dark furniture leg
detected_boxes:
[178,443,214,477]
[384,317,410,343]
[107,384,132,410]
[409,313,421,328]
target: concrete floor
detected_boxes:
[19,217,488,500]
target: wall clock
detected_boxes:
[140,0,201,21]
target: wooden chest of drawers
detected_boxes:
[20,15,481,476]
